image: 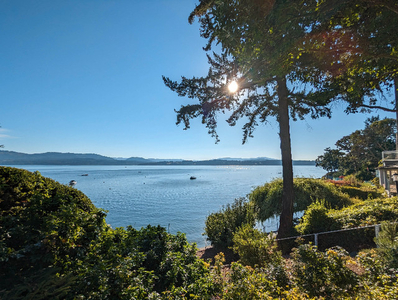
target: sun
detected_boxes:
[228,81,238,93]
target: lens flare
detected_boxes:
[228,81,238,93]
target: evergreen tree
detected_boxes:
[163,0,334,237]
[298,0,398,146]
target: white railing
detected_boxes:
[382,151,398,161]
[276,223,384,247]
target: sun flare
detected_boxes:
[228,81,238,93]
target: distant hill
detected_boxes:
[0,151,116,165]
[0,150,315,166]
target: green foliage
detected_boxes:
[330,198,398,228]
[249,178,352,223]
[299,0,398,120]
[204,197,255,248]
[232,225,279,266]
[374,221,398,269]
[232,224,288,288]
[294,197,398,251]
[316,117,396,180]
[375,221,398,250]
[66,225,216,299]
[356,248,398,292]
[0,167,217,299]
[220,262,282,299]
[0,167,106,290]
[291,244,358,298]
[295,201,339,235]
[340,185,382,200]
[0,267,75,300]
[315,147,344,172]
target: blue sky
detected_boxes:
[0,0,394,160]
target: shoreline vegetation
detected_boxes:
[2,166,398,298]
[0,150,315,166]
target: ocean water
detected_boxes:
[14,165,325,247]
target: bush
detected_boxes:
[0,166,106,291]
[0,167,218,299]
[291,244,358,298]
[294,198,398,251]
[249,178,352,222]
[340,185,382,200]
[232,225,281,267]
[375,221,398,249]
[220,262,282,299]
[374,221,398,269]
[356,248,398,289]
[232,224,288,288]
[295,201,339,235]
[330,198,398,228]
[204,197,255,248]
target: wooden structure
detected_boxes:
[378,151,398,196]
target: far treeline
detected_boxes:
[0,150,315,166]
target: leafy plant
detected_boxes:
[291,244,358,298]
[249,178,352,223]
[295,201,339,235]
[232,225,279,265]
[0,167,218,299]
[340,185,382,200]
[375,221,398,249]
[374,221,398,269]
[204,197,255,248]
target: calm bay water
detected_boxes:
[15,165,325,247]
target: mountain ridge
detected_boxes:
[0,150,315,166]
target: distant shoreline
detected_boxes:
[0,161,315,166]
[0,150,315,166]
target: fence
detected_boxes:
[276,223,386,253]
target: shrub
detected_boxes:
[291,244,358,298]
[221,262,282,299]
[204,197,255,248]
[68,225,216,299]
[295,201,339,235]
[374,221,398,269]
[330,198,398,228]
[232,224,288,288]
[294,198,398,251]
[356,248,398,288]
[232,225,281,267]
[340,185,382,200]
[375,221,398,249]
[249,178,352,223]
[0,167,218,299]
[0,167,106,289]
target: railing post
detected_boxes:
[375,224,381,247]
[314,233,318,247]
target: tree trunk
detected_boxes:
[395,76,398,150]
[276,76,295,238]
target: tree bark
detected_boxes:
[395,76,398,151]
[276,76,295,238]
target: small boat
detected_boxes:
[190,176,197,180]
[81,174,88,176]
[69,180,77,187]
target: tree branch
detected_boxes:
[359,104,397,112]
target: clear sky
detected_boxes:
[0,0,394,160]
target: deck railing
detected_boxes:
[275,222,397,253]
[382,150,398,161]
